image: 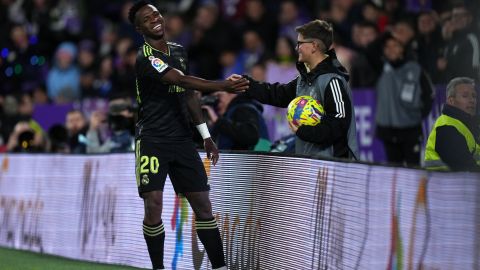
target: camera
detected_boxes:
[201,95,218,106]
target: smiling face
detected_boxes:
[448,83,477,116]
[135,4,165,40]
[296,34,314,63]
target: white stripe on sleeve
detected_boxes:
[329,78,345,118]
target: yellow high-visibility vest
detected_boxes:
[424,114,480,170]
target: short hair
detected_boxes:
[295,20,333,52]
[356,20,379,33]
[128,0,151,25]
[446,77,475,98]
[66,109,85,117]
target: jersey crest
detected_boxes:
[148,56,168,73]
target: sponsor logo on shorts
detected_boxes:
[149,56,168,73]
[142,174,150,185]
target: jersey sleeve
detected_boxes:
[137,54,172,79]
[244,76,298,108]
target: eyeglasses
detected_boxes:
[296,40,315,48]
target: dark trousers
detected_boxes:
[377,125,423,167]
[382,139,421,166]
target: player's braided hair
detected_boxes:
[128,0,151,25]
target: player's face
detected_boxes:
[448,83,477,116]
[136,5,165,40]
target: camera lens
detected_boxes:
[201,95,218,106]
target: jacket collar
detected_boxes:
[442,104,480,137]
[296,49,349,83]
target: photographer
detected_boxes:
[86,97,135,153]
[201,92,271,151]
[6,121,46,153]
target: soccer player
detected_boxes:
[128,1,248,269]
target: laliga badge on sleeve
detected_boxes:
[149,56,168,73]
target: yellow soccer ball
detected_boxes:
[287,96,325,127]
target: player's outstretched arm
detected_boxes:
[161,68,249,93]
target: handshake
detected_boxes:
[221,74,248,93]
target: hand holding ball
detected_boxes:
[287,96,324,128]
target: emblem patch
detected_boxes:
[142,174,150,185]
[150,57,168,73]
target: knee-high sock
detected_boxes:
[195,218,226,269]
[143,221,165,269]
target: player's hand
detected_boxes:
[226,74,243,81]
[288,121,299,134]
[223,78,249,93]
[204,137,219,166]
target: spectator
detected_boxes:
[349,21,379,87]
[328,0,362,48]
[375,35,434,167]
[265,36,297,84]
[202,92,271,151]
[0,95,19,145]
[46,42,80,103]
[424,77,479,171]
[77,39,98,99]
[86,97,135,153]
[48,124,70,153]
[78,39,97,73]
[234,29,269,74]
[361,1,387,32]
[65,109,88,153]
[32,84,50,105]
[278,0,309,43]
[219,49,244,80]
[264,37,297,141]
[416,11,445,83]
[239,0,278,51]
[2,24,47,94]
[114,45,138,98]
[6,121,45,152]
[391,18,418,60]
[92,56,114,98]
[443,3,480,82]
[0,92,45,150]
[188,2,239,79]
[164,13,191,47]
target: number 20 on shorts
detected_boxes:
[140,155,160,174]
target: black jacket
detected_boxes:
[213,94,264,150]
[245,50,355,158]
[435,104,480,172]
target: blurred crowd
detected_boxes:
[0,0,479,156]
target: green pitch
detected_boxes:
[0,247,145,270]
